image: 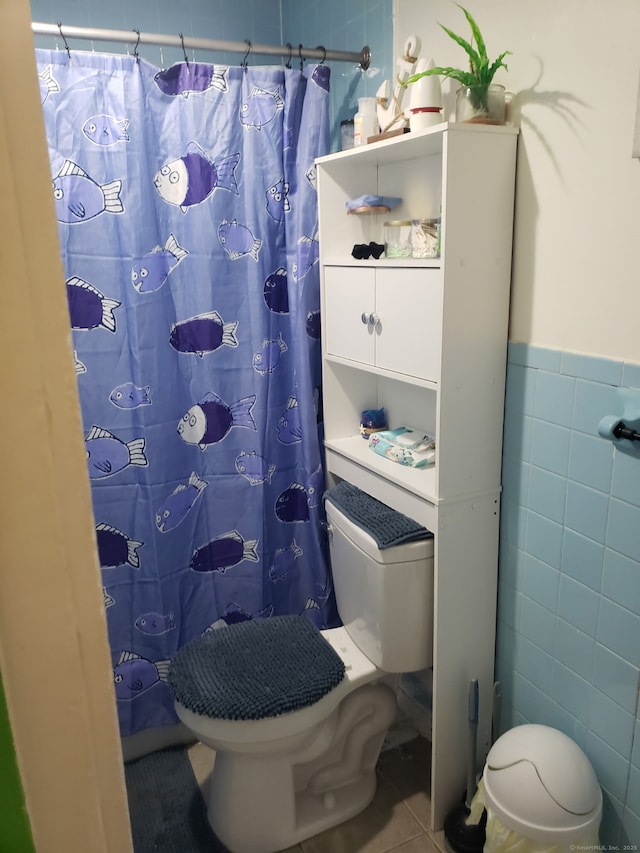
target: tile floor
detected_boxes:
[188,736,447,853]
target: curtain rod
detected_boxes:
[31,21,371,69]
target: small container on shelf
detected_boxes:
[353,97,379,146]
[384,220,412,258]
[340,119,355,151]
[411,218,441,259]
[359,407,388,439]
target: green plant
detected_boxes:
[404,4,511,114]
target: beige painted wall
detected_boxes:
[0,2,132,850]
[394,0,640,363]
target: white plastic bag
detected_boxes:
[472,779,600,853]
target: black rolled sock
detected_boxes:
[352,243,372,259]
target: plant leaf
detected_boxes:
[458,4,487,64]
[439,23,481,70]
[487,51,511,81]
[403,67,477,87]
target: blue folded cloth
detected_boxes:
[369,426,436,468]
[324,481,433,549]
[345,194,403,211]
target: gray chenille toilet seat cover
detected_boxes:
[168,614,346,721]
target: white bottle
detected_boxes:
[353,97,379,146]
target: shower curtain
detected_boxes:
[36,48,336,736]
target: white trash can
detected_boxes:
[478,724,602,853]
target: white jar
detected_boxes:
[384,220,412,258]
[411,219,440,258]
[353,97,379,146]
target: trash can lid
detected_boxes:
[483,724,602,843]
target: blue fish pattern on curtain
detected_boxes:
[36,49,336,736]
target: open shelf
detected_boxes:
[316,121,518,169]
[324,258,441,269]
[324,355,438,390]
[325,435,437,500]
[324,440,438,532]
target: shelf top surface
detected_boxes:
[316,121,519,169]
[325,436,438,504]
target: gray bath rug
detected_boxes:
[124,746,225,852]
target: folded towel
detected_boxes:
[345,194,403,212]
[324,481,433,549]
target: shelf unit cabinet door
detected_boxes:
[375,267,443,382]
[324,266,376,365]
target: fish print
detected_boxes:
[306,310,321,340]
[82,114,130,146]
[109,382,152,409]
[39,65,59,105]
[275,483,310,523]
[204,602,273,631]
[154,62,228,97]
[53,160,124,223]
[292,235,320,281]
[103,587,115,609]
[269,539,303,581]
[240,86,284,130]
[217,219,262,261]
[96,522,143,568]
[73,351,86,375]
[170,311,238,357]
[154,142,240,212]
[265,178,290,222]
[134,612,176,636]
[277,396,302,445]
[113,651,170,701]
[235,451,275,485]
[85,426,148,479]
[155,472,207,532]
[305,163,317,191]
[190,530,259,573]
[131,234,188,293]
[301,598,324,629]
[263,268,289,314]
[253,332,287,374]
[177,391,256,449]
[311,65,330,92]
[66,277,120,333]
[306,464,324,508]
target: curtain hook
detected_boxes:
[179,33,189,67]
[242,39,251,71]
[57,22,71,60]
[298,43,304,71]
[285,42,293,69]
[316,45,326,65]
[132,29,141,63]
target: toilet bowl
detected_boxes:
[169,493,434,853]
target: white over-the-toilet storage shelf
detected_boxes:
[316,121,518,831]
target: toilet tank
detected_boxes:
[325,499,434,673]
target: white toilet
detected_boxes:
[169,495,434,853]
